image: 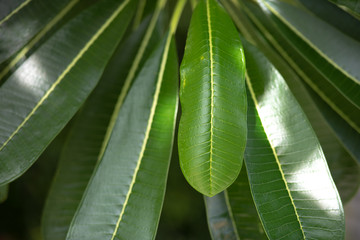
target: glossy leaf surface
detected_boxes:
[66,34,178,240]
[0,0,135,185]
[240,0,360,133]
[178,0,246,197]
[245,42,344,239]
[225,1,360,203]
[41,15,163,240]
[0,0,79,66]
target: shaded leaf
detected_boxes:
[66,33,179,240]
[244,41,344,239]
[0,0,136,185]
[41,13,163,240]
[178,0,247,197]
[327,0,360,19]
[227,166,267,239]
[205,192,239,240]
[0,184,9,203]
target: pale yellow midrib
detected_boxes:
[110,25,172,240]
[0,0,131,152]
[260,0,360,86]
[97,0,166,163]
[239,1,360,134]
[0,0,32,25]
[0,0,80,82]
[206,0,215,195]
[245,74,306,240]
[109,0,186,236]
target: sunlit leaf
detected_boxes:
[224,1,360,204]
[66,32,179,240]
[239,0,360,133]
[244,41,344,239]
[41,13,164,239]
[0,0,136,185]
[178,0,247,197]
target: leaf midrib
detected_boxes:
[246,73,306,240]
[261,0,360,86]
[239,1,360,133]
[0,0,32,25]
[0,0,81,82]
[0,0,131,153]
[206,0,215,195]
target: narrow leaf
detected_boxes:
[239,0,360,133]
[66,33,178,240]
[225,1,360,203]
[205,192,239,240]
[226,166,267,239]
[327,0,360,19]
[0,0,136,185]
[178,0,247,197]
[41,15,163,240]
[245,41,344,239]
[0,0,80,73]
[261,0,360,130]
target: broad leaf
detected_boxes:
[178,0,247,197]
[245,42,344,239]
[41,13,164,240]
[0,0,136,185]
[66,33,178,240]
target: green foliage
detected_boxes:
[0,0,359,239]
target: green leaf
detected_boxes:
[327,0,360,19]
[0,184,9,203]
[259,0,360,131]
[244,41,344,239]
[224,1,360,203]
[41,13,164,240]
[238,0,360,133]
[205,192,239,240]
[66,33,178,240]
[178,0,247,197]
[226,166,267,239]
[307,85,360,164]
[205,166,267,240]
[299,0,360,42]
[0,0,82,78]
[0,0,136,185]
